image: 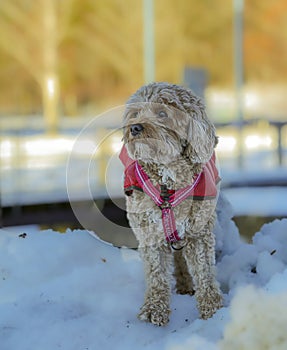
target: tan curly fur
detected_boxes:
[122,82,222,326]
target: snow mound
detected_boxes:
[220,283,287,350]
[217,218,287,295]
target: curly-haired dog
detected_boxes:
[120,82,222,326]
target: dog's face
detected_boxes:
[122,82,217,165]
[123,102,184,164]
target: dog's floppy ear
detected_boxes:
[182,111,217,164]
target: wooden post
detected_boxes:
[42,0,59,134]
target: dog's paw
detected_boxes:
[197,286,222,320]
[176,286,195,296]
[138,299,170,326]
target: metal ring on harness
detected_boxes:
[171,242,185,251]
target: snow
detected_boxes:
[0,197,287,349]
[223,186,287,216]
[219,284,287,350]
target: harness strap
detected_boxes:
[161,208,181,242]
[168,172,202,206]
[134,161,201,243]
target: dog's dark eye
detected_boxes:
[158,111,168,118]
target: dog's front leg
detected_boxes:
[138,244,173,326]
[183,230,222,320]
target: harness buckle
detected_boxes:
[159,200,172,210]
[159,185,172,209]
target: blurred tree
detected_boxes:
[155,0,233,85]
[0,0,286,123]
[0,0,61,133]
[58,0,142,114]
[0,0,143,125]
[245,0,287,82]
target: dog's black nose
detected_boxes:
[130,123,144,136]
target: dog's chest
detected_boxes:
[144,161,199,190]
[158,166,177,185]
[126,160,204,242]
[126,189,193,242]
[126,163,196,238]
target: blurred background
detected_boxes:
[0,0,286,245]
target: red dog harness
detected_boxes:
[119,146,220,243]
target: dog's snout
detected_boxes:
[130,123,144,136]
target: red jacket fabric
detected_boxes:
[119,146,220,200]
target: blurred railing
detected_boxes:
[215,119,287,167]
[0,116,287,228]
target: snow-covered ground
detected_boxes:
[1,197,287,350]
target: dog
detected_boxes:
[120,82,222,326]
